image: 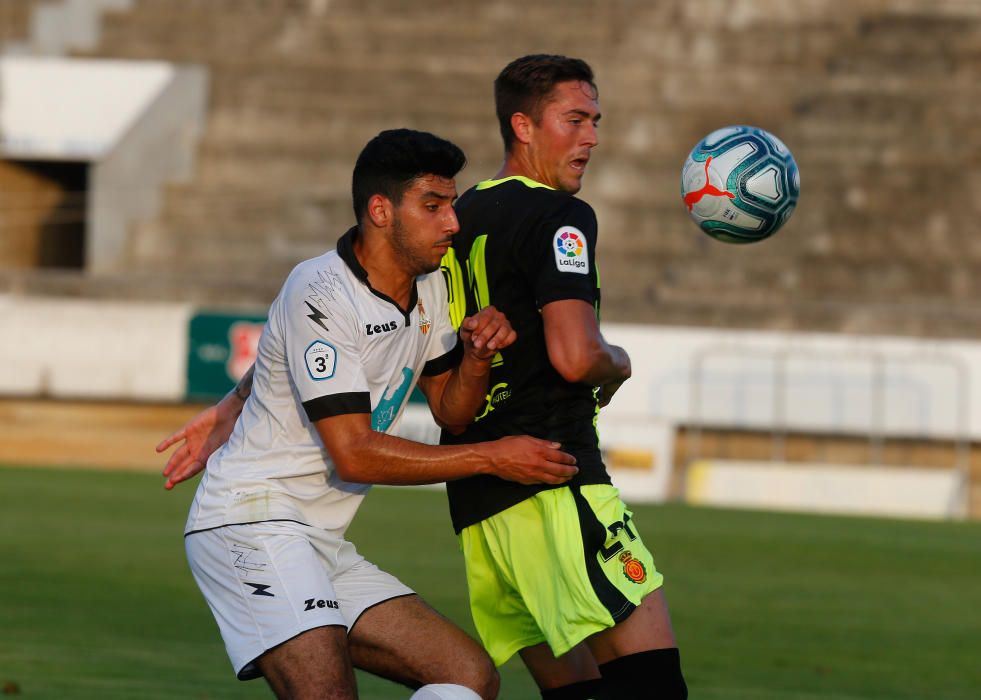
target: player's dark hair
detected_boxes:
[494,54,597,152]
[352,129,466,222]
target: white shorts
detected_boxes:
[185,520,414,680]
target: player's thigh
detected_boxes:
[347,593,498,698]
[256,625,357,700]
[518,641,600,691]
[185,522,349,680]
[585,587,678,665]
[518,588,679,688]
[488,484,664,657]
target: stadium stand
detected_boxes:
[0,0,46,45]
[0,0,975,331]
[1,0,980,516]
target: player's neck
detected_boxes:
[352,232,414,309]
[496,152,548,187]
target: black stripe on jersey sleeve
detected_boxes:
[302,392,371,422]
[422,341,463,376]
[536,286,597,307]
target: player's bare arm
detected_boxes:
[315,412,577,486]
[417,305,517,432]
[156,364,254,489]
[541,298,631,405]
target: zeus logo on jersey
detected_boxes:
[553,226,589,274]
[365,320,399,335]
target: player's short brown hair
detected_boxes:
[494,54,597,152]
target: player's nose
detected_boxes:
[444,208,460,235]
[584,121,599,148]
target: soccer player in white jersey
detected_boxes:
[166,129,578,700]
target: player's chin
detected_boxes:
[427,247,450,268]
[420,257,442,274]
[561,172,585,194]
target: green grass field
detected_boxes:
[1,465,979,699]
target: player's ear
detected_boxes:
[366,193,392,229]
[511,112,534,145]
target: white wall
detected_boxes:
[601,324,975,442]
[0,295,191,401]
[3,302,978,437]
[686,460,964,519]
[0,57,174,160]
[0,300,973,516]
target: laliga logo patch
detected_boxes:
[619,550,647,584]
[553,226,589,275]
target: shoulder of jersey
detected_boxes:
[531,190,596,233]
[281,249,348,296]
[289,249,343,278]
[518,181,593,217]
[472,179,592,216]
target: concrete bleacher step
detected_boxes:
[200,110,496,159]
[4,0,976,343]
[140,211,353,253]
[191,147,357,188]
[130,213,346,266]
[0,0,47,43]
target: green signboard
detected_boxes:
[186,311,267,401]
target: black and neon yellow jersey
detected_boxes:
[441,175,611,532]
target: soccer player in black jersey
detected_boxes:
[439,55,687,700]
[155,56,686,700]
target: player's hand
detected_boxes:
[486,436,578,485]
[460,306,517,362]
[156,396,241,490]
[597,345,631,408]
[597,379,625,408]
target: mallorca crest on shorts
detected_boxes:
[619,550,647,584]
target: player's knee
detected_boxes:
[443,640,498,698]
[598,648,687,699]
[412,637,498,698]
[465,652,500,699]
[484,663,501,698]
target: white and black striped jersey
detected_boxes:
[186,227,459,536]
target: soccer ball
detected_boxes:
[681,125,800,244]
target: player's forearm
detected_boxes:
[543,300,630,387]
[332,431,493,485]
[555,337,631,387]
[432,354,492,429]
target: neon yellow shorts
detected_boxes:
[459,484,664,666]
